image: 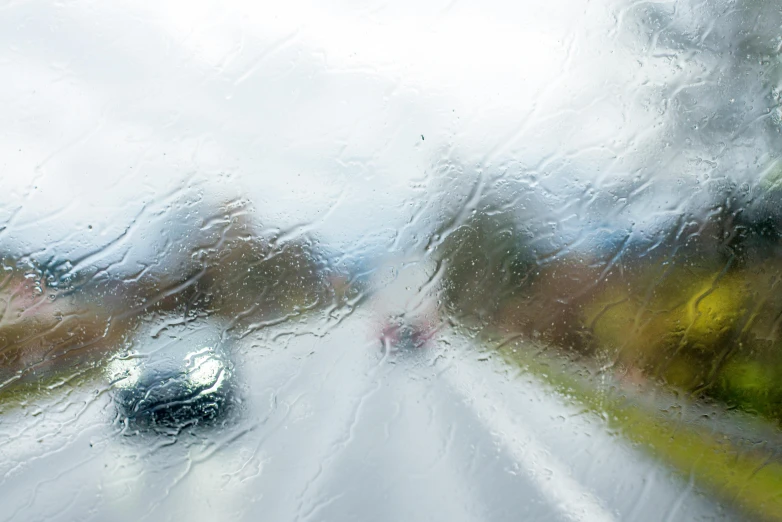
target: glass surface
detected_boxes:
[2,0,782,520]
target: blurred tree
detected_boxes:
[434,191,538,331]
[631,0,782,258]
[0,197,332,396]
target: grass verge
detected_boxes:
[495,340,782,522]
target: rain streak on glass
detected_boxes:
[1,0,782,520]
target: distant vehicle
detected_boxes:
[379,316,438,353]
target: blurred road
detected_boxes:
[0,311,740,522]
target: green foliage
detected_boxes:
[436,206,536,327]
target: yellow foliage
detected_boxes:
[684,275,747,350]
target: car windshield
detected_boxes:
[2,1,782,521]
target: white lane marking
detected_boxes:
[443,357,617,522]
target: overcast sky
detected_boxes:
[1,0,775,276]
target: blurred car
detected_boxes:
[107,318,237,430]
[379,316,438,353]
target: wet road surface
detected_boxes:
[0,311,740,522]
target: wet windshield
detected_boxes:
[2,0,782,520]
